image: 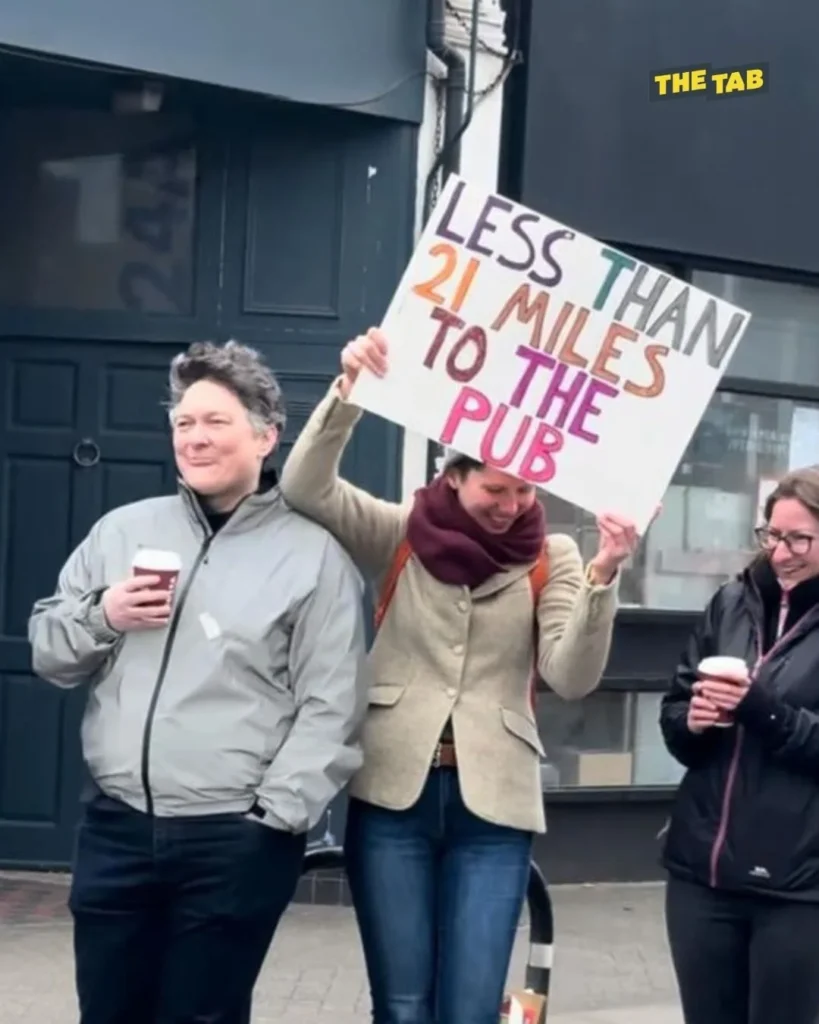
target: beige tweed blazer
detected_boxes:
[280,383,619,833]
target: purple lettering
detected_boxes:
[432,179,468,244]
[568,379,619,444]
[466,196,514,257]
[529,228,576,289]
[509,345,557,408]
[497,213,538,273]
[535,364,589,427]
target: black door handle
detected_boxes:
[72,438,101,468]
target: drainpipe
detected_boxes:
[423,0,467,223]
[423,0,481,480]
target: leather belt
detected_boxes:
[431,741,458,769]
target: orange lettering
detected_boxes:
[491,283,551,349]
[451,256,480,313]
[413,243,480,311]
[623,343,669,398]
[555,307,591,368]
[591,322,640,386]
[413,243,457,305]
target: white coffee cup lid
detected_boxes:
[698,655,747,679]
[132,548,182,572]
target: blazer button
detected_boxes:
[452,643,464,655]
[446,687,457,698]
[458,600,469,612]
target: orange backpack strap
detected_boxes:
[528,543,550,708]
[374,539,413,632]
[527,545,549,605]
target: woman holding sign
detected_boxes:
[280,327,644,1024]
[660,466,819,1024]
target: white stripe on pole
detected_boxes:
[528,942,554,969]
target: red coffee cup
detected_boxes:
[131,548,181,605]
[697,656,748,728]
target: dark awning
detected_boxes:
[0,0,426,123]
[515,0,817,273]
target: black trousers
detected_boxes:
[666,875,819,1024]
[69,792,306,1024]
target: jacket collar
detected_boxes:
[178,468,283,538]
[743,556,819,649]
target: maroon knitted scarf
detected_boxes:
[405,475,546,589]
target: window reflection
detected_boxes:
[536,690,685,790]
[695,272,819,388]
[0,110,196,314]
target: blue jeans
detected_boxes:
[69,790,306,1024]
[345,769,533,1024]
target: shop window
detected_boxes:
[0,109,197,315]
[536,690,685,790]
[694,272,819,387]
[544,391,819,609]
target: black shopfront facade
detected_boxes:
[0,0,424,877]
[501,0,819,882]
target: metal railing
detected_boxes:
[302,846,554,1017]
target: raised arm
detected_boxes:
[280,380,407,578]
[536,534,618,699]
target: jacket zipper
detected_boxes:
[140,535,212,815]
[708,589,793,887]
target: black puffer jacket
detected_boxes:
[661,558,819,900]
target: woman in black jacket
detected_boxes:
[660,466,819,1024]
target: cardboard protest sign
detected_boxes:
[349,175,752,532]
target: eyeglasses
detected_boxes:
[754,526,818,556]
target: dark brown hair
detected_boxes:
[446,455,484,479]
[745,465,819,573]
[763,465,819,523]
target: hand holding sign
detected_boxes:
[588,507,659,584]
[339,328,388,400]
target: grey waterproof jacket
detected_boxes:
[28,481,368,833]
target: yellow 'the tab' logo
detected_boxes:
[650,64,768,99]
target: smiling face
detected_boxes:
[447,464,537,533]
[762,496,819,589]
[171,379,277,511]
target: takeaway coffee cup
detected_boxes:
[131,548,181,604]
[697,655,749,728]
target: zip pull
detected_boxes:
[775,592,789,642]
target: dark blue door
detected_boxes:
[0,342,182,864]
[0,89,415,867]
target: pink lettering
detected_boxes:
[518,423,565,484]
[439,386,492,444]
[478,404,533,468]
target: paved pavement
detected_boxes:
[0,873,681,1022]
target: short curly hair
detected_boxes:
[168,340,286,433]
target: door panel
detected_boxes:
[0,340,179,865]
[0,98,417,870]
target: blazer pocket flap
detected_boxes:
[501,707,545,757]
[368,683,406,707]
